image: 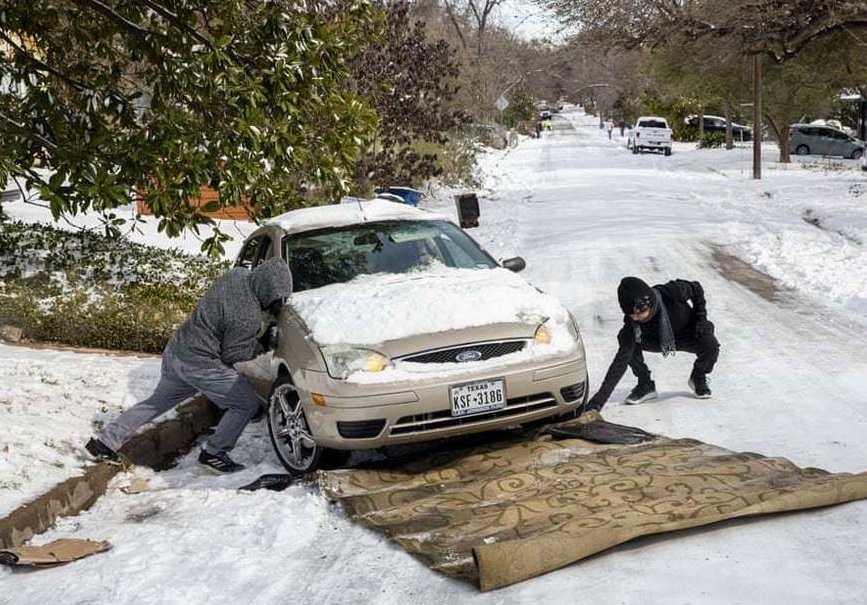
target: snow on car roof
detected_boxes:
[265,198,446,235]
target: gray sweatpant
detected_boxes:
[99,344,263,455]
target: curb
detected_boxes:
[0,396,220,549]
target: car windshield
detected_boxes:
[282,220,498,292]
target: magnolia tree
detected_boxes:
[0,0,382,255]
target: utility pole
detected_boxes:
[752,51,762,180]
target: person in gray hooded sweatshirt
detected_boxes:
[86,257,294,473]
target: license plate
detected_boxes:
[450,378,506,417]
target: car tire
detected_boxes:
[267,374,324,474]
[852,149,863,160]
[795,144,810,156]
[664,147,672,156]
[632,145,639,154]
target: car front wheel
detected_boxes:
[852,149,863,160]
[795,144,810,155]
[267,374,323,473]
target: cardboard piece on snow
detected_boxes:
[0,539,111,567]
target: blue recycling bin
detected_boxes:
[385,186,423,206]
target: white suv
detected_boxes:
[628,116,673,156]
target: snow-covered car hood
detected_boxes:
[289,266,573,346]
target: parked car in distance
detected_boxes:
[628,116,673,156]
[684,115,752,141]
[789,123,865,159]
[236,199,589,473]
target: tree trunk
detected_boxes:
[779,125,791,163]
[752,52,762,180]
[724,103,733,150]
[763,117,790,163]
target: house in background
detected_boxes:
[135,187,254,221]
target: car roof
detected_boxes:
[686,114,750,127]
[264,198,447,235]
[636,116,668,122]
[791,123,840,130]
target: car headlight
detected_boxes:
[533,322,553,345]
[322,346,393,379]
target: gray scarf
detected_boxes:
[632,288,676,357]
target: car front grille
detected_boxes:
[398,339,527,364]
[389,392,557,436]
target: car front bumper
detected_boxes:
[296,354,588,449]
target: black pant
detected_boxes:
[628,333,720,383]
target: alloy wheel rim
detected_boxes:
[270,383,317,469]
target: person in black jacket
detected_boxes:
[586,276,720,411]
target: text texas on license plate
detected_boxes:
[450,378,506,417]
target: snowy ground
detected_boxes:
[2,107,867,604]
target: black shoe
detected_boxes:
[624,380,657,404]
[688,373,712,399]
[198,450,245,474]
[85,437,121,464]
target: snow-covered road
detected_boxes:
[3,108,867,604]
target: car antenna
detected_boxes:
[357,198,368,221]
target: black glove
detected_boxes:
[258,323,279,352]
[694,319,714,338]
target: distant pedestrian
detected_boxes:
[85,258,293,473]
[534,119,542,138]
[607,120,614,139]
[585,276,720,412]
[619,119,627,137]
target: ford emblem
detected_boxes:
[455,350,482,363]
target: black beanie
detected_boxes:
[617,277,653,314]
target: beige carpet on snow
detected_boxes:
[318,412,867,591]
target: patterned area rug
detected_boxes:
[319,412,867,591]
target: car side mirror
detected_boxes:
[501,256,526,272]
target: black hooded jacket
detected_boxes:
[592,279,707,406]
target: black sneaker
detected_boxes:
[198,450,245,474]
[625,380,657,404]
[688,373,712,399]
[85,437,121,464]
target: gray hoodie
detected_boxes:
[169,258,293,368]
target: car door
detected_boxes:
[816,127,836,155]
[827,129,851,157]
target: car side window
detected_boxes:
[237,235,272,268]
